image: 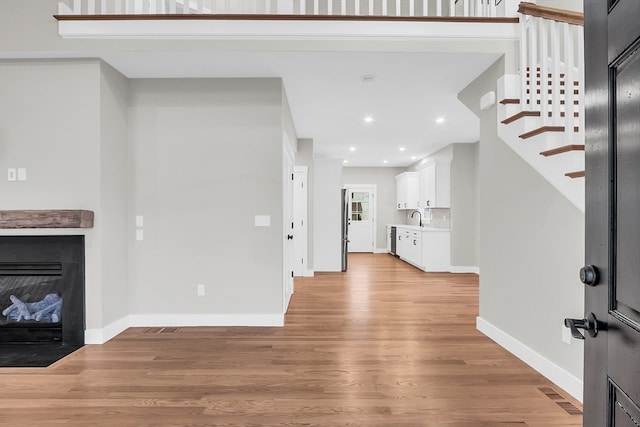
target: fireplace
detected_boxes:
[0,236,85,365]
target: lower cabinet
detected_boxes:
[394,226,450,272]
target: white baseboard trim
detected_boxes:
[476,316,583,402]
[374,248,389,254]
[85,313,285,344]
[85,315,130,344]
[449,265,480,274]
[303,269,315,277]
[129,313,285,328]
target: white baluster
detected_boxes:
[489,0,496,17]
[382,0,387,16]
[436,0,441,16]
[421,0,427,16]
[355,0,360,15]
[369,0,374,15]
[449,0,455,17]
[314,0,319,15]
[168,0,176,13]
[577,25,585,135]
[396,0,401,16]
[564,22,575,141]
[520,16,528,111]
[73,0,81,14]
[87,0,95,14]
[100,0,107,14]
[527,19,538,111]
[540,18,550,127]
[550,20,561,127]
[464,0,470,17]
[408,0,414,16]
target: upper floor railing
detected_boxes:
[58,0,521,19]
[518,2,584,139]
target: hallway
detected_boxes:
[0,254,582,426]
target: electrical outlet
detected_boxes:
[197,284,205,296]
[17,168,27,181]
[562,325,572,344]
[136,229,144,241]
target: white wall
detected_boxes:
[128,78,286,321]
[313,158,343,272]
[0,59,114,334]
[450,143,478,267]
[459,57,585,393]
[99,61,129,328]
[342,167,405,250]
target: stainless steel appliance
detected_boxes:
[341,189,349,271]
[390,226,397,255]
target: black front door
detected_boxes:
[583,0,640,425]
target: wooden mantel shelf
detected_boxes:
[0,210,94,229]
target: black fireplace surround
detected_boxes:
[0,236,84,350]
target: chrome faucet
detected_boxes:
[411,210,423,227]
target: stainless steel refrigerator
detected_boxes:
[341,189,349,271]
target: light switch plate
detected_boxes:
[255,215,271,227]
[197,284,205,296]
[17,168,27,181]
[7,168,16,182]
[136,215,144,227]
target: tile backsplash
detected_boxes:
[405,208,451,229]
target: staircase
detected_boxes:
[497,2,584,212]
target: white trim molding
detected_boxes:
[476,316,583,402]
[85,313,285,344]
[448,265,480,274]
[374,248,389,254]
[303,269,315,277]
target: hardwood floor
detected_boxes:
[0,253,582,426]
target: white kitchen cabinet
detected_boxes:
[404,230,422,267]
[395,172,419,210]
[393,225,450,272]
[386,226,392,252]
[418,161,450,208]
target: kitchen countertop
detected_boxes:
[388,224,450,232]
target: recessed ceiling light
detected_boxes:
[362,76,375,84]
[411,156,417,160]
[343,159,348,164]
[399,147,406,152]
[364,116,374,123]
[349,147,356,151]
[383,160,388,164]
[436,117,445,124]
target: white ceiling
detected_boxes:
[102,50,501,166]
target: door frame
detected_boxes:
[283,136,295,314]
[343,184,377,253]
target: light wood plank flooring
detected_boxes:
[0,253,582,426]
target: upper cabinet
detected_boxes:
[395,172,419,210]
[418,160,450,208]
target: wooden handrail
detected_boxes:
[54,13,518,23]
[518,2,583,26]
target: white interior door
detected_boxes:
[346,186,375,253]
[283,140,295,312]
[293,167,308,277]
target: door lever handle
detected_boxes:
[564,312,599,340]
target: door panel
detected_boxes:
[584,0,640,424]
[347,188,374,253]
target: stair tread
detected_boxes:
[502,110,541,124]
[540,144,585,157]
[518,126,580,139]
[565,170,585,178]
[500,98,520,105]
